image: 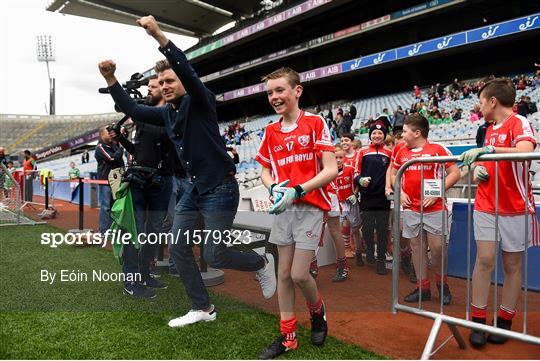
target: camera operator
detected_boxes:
[109,75,178,299]
[95,128,125,235]
[98,15,276,328]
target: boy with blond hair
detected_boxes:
[256,67,338,359]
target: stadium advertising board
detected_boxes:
[221,13,540,102]
[186,0,331,60]
[391,0,455,20]
[201,0,460,83]
[34,129,100,161]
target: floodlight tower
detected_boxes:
[36,35,56,115]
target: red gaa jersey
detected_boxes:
[256,111,335,210]
[332,165,357,202]
[393,141,454,212]
[343,150,360,170]
[475,113,537,215]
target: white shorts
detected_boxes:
[402,210,448,239]
[328,192,340,218]
[268,203,324,251]
[340,202,362,229]
[473,211,532,252]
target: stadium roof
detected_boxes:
[46,0,261,38]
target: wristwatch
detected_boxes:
[294,185,306,198]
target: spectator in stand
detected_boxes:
[451,78,461,92]
[342,110,354,135]
[335,108,346,138]
[516,96,531,117]
[475,120,491,148]
[81,149,90,164]
[527,96,538,113]
[326,109,333,123]
[413,85,421,99]
[451,107,462,121]
[95,127,125,235]
[469,109,480,123]
[23,150,37,202]
[517,77,527,90]
[349,104,357,120]
[393,106,406,132]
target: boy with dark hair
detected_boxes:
[257,66,338,359]
[393,113,461,305]
[459,78,538,347]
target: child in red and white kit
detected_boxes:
[256,67,338,359]
[393,113,461,305]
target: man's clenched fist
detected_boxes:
[98,60,116,79]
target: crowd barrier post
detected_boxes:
[391,152,540,359]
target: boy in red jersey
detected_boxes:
[309,144,351,282]
[386,131,416,281]
[328,144,356,281]
[393,114,461,305]
[340,133,362,258]
[356,122,392,274]
[256,67,338,359]
[459,78,538,347]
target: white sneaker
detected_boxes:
[255,253,277,299]
[168,305,217,328]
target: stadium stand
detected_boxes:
[0,113,121,154]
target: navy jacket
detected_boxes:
[108,40,234,195]
[95,141,124,180]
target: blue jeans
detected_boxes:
[98,185,113,233]
[169,176,265,310]
[165,177,184,271]
[122,176,172,282]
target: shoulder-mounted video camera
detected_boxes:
[98,72,149,113]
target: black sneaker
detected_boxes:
[355,253,364,266]
[259,335,297,359]
[310,303,328,346]
[366,253,376,264]
[123,282,156,299]
[487,318,512,344]
[437,283,452,305]
[469,317,487,347]
[376,260,387,275]
[404,288,431,303]
[401,256,412,275]
[332,267,348,282]
[409,268,417,284]
[143,277,168,289]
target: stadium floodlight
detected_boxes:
[36,35,56,115]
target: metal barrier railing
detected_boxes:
[391,152,540,359]
[0,162,21,225]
